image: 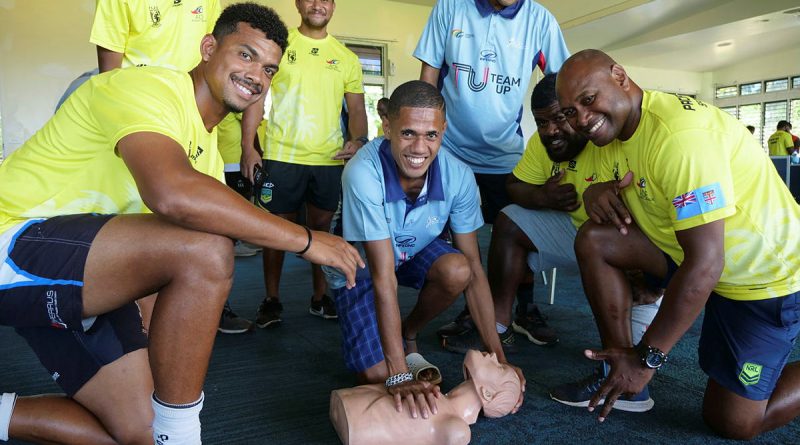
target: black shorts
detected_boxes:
[474,173,511,224]
[224,171,252,201]
[256,160,343,213]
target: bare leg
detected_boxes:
[403,253,471,352]
[306,202,336,302]
[261,212,297,302]
[703,362,800,439]
[574,221,666,349]
[486,212,536,327]
[81,214,233,404]
[9,396,116,445]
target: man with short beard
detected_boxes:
[244,0,369,328]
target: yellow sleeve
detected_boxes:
[512,134,550,185]
[89,0,131,53]
[207,0,221,33]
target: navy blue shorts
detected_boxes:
[1,214,148,395]
[699,291,800,400]
[332,238,459,372]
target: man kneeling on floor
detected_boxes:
[325,80,524,418]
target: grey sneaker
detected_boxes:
[442,327,517,355]
[255,298,283,328]
[234,240,260,257]
[218,302,254,334]
[512,304,558,346]
[309,295,338,319]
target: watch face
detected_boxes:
[645,352,665,368]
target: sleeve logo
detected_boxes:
[672,182,726,220]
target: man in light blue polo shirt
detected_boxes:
[326,81,524,418]
[414,0,570,345]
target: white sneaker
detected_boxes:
[234,240,259,257]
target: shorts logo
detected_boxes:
[46,290,68,329]
[260,182,274,204]
[739,362,762,386]
[51,371,61,381]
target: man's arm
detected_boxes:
[333,92,368,161]
[451,231,526,412]
[96,46,123,73]
[117,131,364,286]
[419,63,439,87]
[587,220,724,421]
[507,171,578,211]
[240,97,266,183]
[363,239,440,418]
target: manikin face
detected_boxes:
[557,62,636,147]
[463,350,520,417]
[296,0,335,30]
[534,101,588,162]
[203,23,282,113]
[384,106,447,186]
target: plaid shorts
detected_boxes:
[332,238,458,372]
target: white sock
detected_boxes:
[152,392,204,445]
[496,322,508,334]
[631,296,663,345]
[0,393,17,441]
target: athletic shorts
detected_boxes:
[332,238,458,372]
[500,205,578,273]
[0,214,147,395]
[473,173,511,224]
[256,159,343,213]
[224,171,252,201]
[698,291,800,400]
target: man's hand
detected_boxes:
[584,347,655,422]
[299,230,365,289]
[582,171,634,235]
[542,170,580,211]
[387,380,442,419]
[240,146,263,184]
[332,139,364,161]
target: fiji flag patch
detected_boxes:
[672,182,725,220]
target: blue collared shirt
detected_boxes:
[326,138,483,289]
[414,0,570,174]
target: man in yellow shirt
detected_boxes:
[767,120,795,156]
[242,0,368,328]
[0,5,362,444]
[556,49,800,439]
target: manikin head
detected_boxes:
[463,350,521,418]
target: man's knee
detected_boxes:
[703,407,762,440]
[107,423,153,445]
[702,380,766,440]
[183,233,234,283]
[431,254,471,294]
[574,221,612,258]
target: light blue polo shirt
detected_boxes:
[326,138,483,289]
[414,0,570,174]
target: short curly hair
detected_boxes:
[213,2,288,53]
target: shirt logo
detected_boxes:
[288,50,297,64]
[567,160,578,172]
[149,6,162,27]
[426,216,441,228]
[451,29,473,38]
[310,48,319,56]
[672,182,726,220]
[191,6,203,14]
[395,235,416,248]
[326,59,341,71]
[173,0,182,5]
[584,173,597,183]
[451,62,520,95]
[637,177,653,201]
[506,38,526,49]
[479,50,497,63]
[188,144,204,162]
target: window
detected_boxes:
[344,42,389,140]
[792,99,800,126]
[765,78,789,93]
[715,86,737,99]
[793,76,800,89]
[719,106,738,118]
[740,82,762,96]
[763,101,788,145]
[739,103,762,143]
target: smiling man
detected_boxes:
[555,49,800,439]
[326,80,524,420]
[0,4,363,444]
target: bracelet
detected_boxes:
[355,136,369,145]
[296,225,312,255]
[385,372,414,388]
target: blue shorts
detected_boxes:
[332,238,458,372]
[1,214,148,395]
[698,291,800,400]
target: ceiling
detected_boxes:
[387,0,800,72]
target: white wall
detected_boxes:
[712,46,800,87]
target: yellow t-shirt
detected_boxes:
[767,130,794,156]
[512,133,606,228]
[600,91,800,301]
[265,28,364,166]
[217,112,243,166]
[0,67,222,234]
[90,0,220,72]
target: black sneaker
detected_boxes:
[549,365,654,412]
[255,298,283,328]
[436,307,474,339]
[309,295,338,320]
[442,327,517,355]
[512,304,558,346]
[218,302,254,334]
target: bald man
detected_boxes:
[553,49,800,440]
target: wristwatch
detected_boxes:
[635,343,668,370]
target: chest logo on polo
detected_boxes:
[395,235,416,248]
[173,0,182,6]
[584,173,597,183]
[310,48,319,56]
[480,50,497,63]
[288,50,297,64]
[739,362,762,386]
[451,29,473,39]
[188,142,204,162]
[149,6,162,27]
[451,63,521,95]
[550,163,561,177]
[637,177,653,202]
[326,59,340,71]
[191,5,206,22]
[567,159,578,172]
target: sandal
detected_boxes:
[405,352,443,385]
